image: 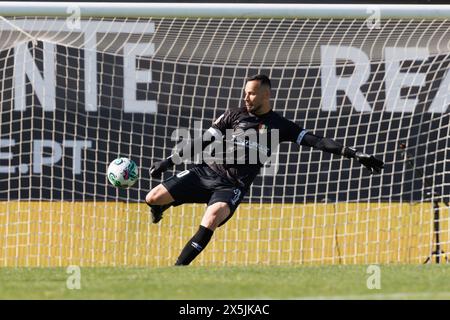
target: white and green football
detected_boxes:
[107,157,139,188]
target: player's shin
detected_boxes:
[175,225,214,266]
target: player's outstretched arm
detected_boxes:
[301,133,384,174]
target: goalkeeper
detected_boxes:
[145,74,384,266]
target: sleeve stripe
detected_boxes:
[296,129,308,145]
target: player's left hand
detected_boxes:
[150,157,174,178]
[355,152,384,174]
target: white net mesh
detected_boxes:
[0,13,449,266]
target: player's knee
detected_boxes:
[145,191,157,205]
[145,189,163,205]
[145,185,173,205]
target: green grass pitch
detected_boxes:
[1,265,449,299]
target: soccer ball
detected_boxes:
[107,157,139,188]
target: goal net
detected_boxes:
[1,3,449,266]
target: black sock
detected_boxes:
[175,225,214,266]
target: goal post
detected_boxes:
[1,2,450,18]
[0,2,449,267]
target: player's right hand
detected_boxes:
[150,158,173,178]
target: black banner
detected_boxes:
[1,39,449,203]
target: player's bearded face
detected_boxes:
[244,80,265,114]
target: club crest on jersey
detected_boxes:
[258,123,268,133]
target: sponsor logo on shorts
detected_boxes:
[230,188,242,206]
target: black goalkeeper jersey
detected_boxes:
[207,107,308,189]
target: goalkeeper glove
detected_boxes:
[342,147,384,174]
[150,156,175,179]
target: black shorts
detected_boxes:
[161,164,247,226]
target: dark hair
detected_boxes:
[247,74,271,89]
